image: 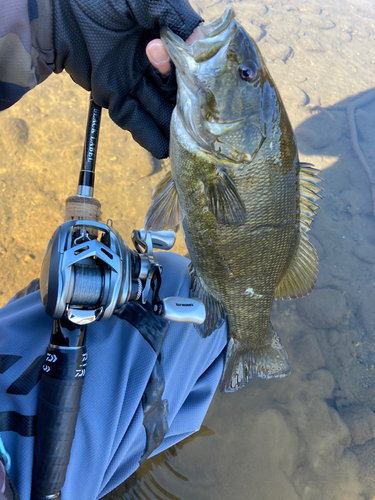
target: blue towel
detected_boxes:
[0,252,226,499]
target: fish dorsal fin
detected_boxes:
[203,166,246,226]
[275,162,322,299]
[144,171,183,231]
[189,262,226,337]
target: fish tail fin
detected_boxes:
[219,326,290,393]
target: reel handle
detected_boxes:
[158,297,206,324]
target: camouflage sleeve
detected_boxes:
[0,0,54,111]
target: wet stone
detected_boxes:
[367,351,375,370]
[348,215,375,242]
[26,105,41,117]
[334,390,358,411]
[338,406,375,445]
[327,329,340,346]
[359,289,375,337]
[353,244,375,264]
[351,440,375,500]
[315,261,350,289]
[297,288,346,329]
[0,118,29,154]
[340,189,372,216]
[335,343,354,369]
[307,369,335,399]
[293,334,325,374]
[292,398,351,470]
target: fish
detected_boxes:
[145,8,322,392]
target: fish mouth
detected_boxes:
[199,7,235,38]
[161,7,237,67]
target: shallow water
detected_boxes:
[1,0,375,498]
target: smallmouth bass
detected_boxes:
[145,8,322,392]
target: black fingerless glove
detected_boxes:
[52,0,202,159]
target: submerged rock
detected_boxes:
[0,117,29,154]
[297,288,346,328]
[358,289,375,337]
[307,369,335,399]
[338,406,375,445]
[353,244,375,265]
[340,189,372,216]
[293,334,325,374]
[327,329,340,346]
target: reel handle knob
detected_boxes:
[138,229,176,251]
[157,297,206,324]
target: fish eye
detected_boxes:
[238,61,258,82]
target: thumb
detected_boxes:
[146,40,171,76]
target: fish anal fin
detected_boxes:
[275,162,322,300]
[203,167,246,226]
[144,171,183,231]
[219,327,291,393]
[189,262,226,338]
[275,232,319,299]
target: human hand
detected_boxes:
[53,0,202,159]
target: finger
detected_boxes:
[146,40,171,76]
[146,26,204,75]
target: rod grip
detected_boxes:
[32,345,87,499]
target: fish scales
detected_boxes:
[145,8,321,392]
[173,123,296,329]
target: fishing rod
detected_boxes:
[31,96,205,500]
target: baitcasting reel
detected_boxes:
[40,221,205,326]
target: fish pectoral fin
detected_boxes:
[275,162,322,299]
[203,166,246,226]
[219,326,291,393]
[151,170,172,201]
[189,262,226,338]
[144,171,183,231]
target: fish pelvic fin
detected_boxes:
[275,162,322,299]
[189,262,226,338]
[219,327,291,393]
[203,166,246,226]
[144,171,184,231]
